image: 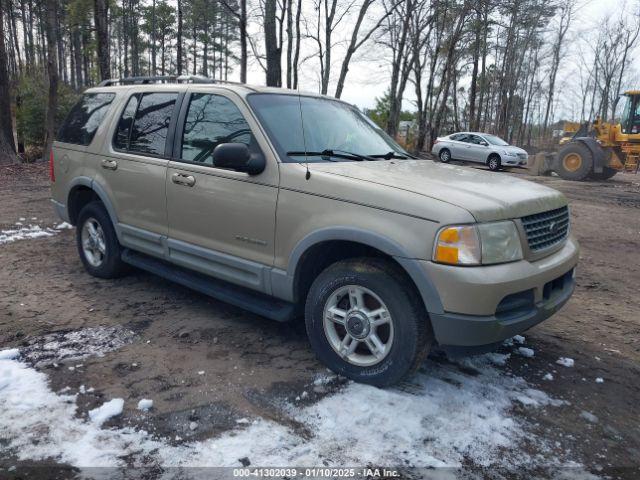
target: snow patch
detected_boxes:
[0,348,20,360]
[595,377,604,383]
[89,399,124,426]
[0,225,55,245]
[517,347,535,358]
[556,357,575,367]
[543,373,554,381]
[137,399,153,411]
[0,354,580,472]
[22,326,136,367]
[55,222,74,230]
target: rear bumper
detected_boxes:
[51,199,69,223]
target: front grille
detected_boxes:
[521,206,570,251]
[517,153,528,160]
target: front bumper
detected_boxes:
[420,236,579,347]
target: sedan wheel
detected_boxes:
[488,156,501,171]
[439,149,451,163]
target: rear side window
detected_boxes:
[113,92,178,157]
[181,94,254,165]
[57,93,115,145]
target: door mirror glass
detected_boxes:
[212,143,265,175]
[480,141,489,146]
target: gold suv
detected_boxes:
[51,76,579,386]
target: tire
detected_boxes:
[487,154,501,171]
[439,148,451,163]
[76,201,128,279]
[304,258,432,387]
[556,142,593,181]
[589,167,617,181]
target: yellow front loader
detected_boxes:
[554,91,640,180]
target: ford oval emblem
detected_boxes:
[548,221,560,234]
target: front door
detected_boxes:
[165,91,279,293]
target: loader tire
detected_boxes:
[589,167,617,181]
[556,142,593,181]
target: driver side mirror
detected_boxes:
[480,141,489,147]
[212,143,266,175]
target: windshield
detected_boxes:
[483,134,509,146]
[247,93,408,162]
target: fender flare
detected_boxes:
[67,177,122,241]
[273,227,445,315]
[573,137,606,173]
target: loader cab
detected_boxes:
[619,91,640,135]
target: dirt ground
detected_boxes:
[0,161,639,479]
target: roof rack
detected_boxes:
[97,75,249,88]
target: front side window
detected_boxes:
[57,93,115,145]
[114,92,178,156]
[247,93,407,163]
[181,94,254,165]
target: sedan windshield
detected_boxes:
[247,93,408,162]
[483,134,509,146]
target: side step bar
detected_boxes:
[121,249,296,322]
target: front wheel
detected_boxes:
[556,142,593,180]
[305,258,432,387]
[488,155,501,171]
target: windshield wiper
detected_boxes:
[286,149,375,162]
[368,151,415,160]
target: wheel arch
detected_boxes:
[573,137,607,173]
[272,228,444,316]
[67,177,120,238]
[487,151,501,163]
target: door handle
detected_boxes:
[101,159,118,170]
[171,173,196,187]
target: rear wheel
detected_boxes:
[589,167,617,181]
[305,258,432,387]
[556,142,593,181]
[439,148,451,163]
[76,201,128,279]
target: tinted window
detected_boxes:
[113,95,139,150]
[181,94,254,165]
[128,93,178,156]
[57,93,115,145]
[450,133,467,142]
[247,93,407,163]
[468,135,484,144]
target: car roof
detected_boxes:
[449,132,495,137]
[83,77,338,102]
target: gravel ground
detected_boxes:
[0,161,638,479]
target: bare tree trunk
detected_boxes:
[0,0,17,163]
[177,0,183,75]
[94,0,110,81]
[44,0,59,161]
[264,0,281,86]
[150,0,156,75]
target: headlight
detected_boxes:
[433,221,523,265]
[503,150,517,156]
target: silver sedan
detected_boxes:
[431,132,529,171]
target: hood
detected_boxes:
[499,145,528,155]
[311,160,566,222]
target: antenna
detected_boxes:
[296,85,311,180]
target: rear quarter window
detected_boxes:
[57,93,115,146]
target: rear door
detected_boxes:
[164,90,279,293]
[465,135,488,163]
[448,134,469,159]
[94,90,182,256]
